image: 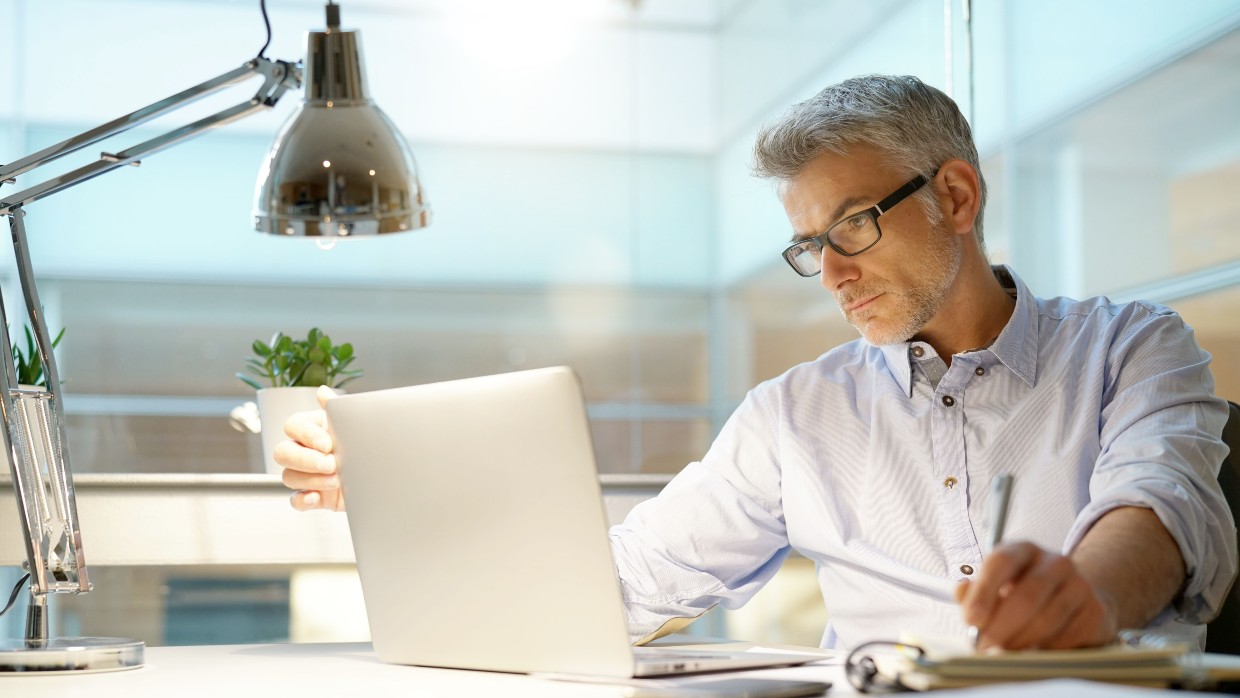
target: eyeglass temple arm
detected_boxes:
[874,171,935,215]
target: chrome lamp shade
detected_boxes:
[254,13,431,237]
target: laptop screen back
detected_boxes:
[327,366,635,677]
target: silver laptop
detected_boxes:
[327,366,816,678]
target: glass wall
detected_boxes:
[2,0,1239,648]
[0,0,722,476]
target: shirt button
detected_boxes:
[944,476,958,489]
[942,395,955,407]
[911,346,925,358]
[960,564,974,575]
[975,367,985,376]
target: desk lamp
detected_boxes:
[0,0,429,672]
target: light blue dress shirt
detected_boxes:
[609,265,1236,650]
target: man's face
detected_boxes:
[778,146,962,345]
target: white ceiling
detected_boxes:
[8,0,735,153]
[163,0,733,30]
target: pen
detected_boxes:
[985,474,1014,555]
[969,473,1014,648]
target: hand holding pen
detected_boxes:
[955,474,1117,650]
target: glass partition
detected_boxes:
[3,0,1239,650]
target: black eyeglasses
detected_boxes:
[781,170,937,277]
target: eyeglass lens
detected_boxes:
[787,212,879,275]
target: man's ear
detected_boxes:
[937,159,981,238]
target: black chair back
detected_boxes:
[1206,400,1240,654]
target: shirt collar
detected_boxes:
[988,264,1039,388]
[878,264,1039,395]
[879,342,915,396]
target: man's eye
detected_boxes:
[846,214,868,230]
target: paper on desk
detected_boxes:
[902,678,1190,697]
[879,631,1190,690]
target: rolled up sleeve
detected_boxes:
[1064,308,1237,623]
[609,390,791,644]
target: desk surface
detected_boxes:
[0,641,1215,697]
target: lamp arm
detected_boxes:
[0,57,302,215]
[0,55,301,643]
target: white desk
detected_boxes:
[0,642,1218,697]
[0,642,838,697]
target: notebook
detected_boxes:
[867,632,1206,691]
[327,365,817,678]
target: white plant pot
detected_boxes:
[256,387,324,475]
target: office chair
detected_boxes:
[1206,400,1240,655]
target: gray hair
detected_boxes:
[751,74,988,249]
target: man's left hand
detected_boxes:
[955,541,1119,650]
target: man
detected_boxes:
[276,75,1236,652]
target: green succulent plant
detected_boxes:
[236,327,361,390]
[12,325,65,388]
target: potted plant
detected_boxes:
[12,324,66,389]
[237,328,361,473]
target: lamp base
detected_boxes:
[0,637,144,673]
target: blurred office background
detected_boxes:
[1,0,1238,648]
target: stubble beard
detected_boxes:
[837,228,963,346]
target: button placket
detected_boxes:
[933,365,974,575]
[949,358,996,564]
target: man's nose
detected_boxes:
[819,248,860,292]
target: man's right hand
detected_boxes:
[273,385,345,511]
